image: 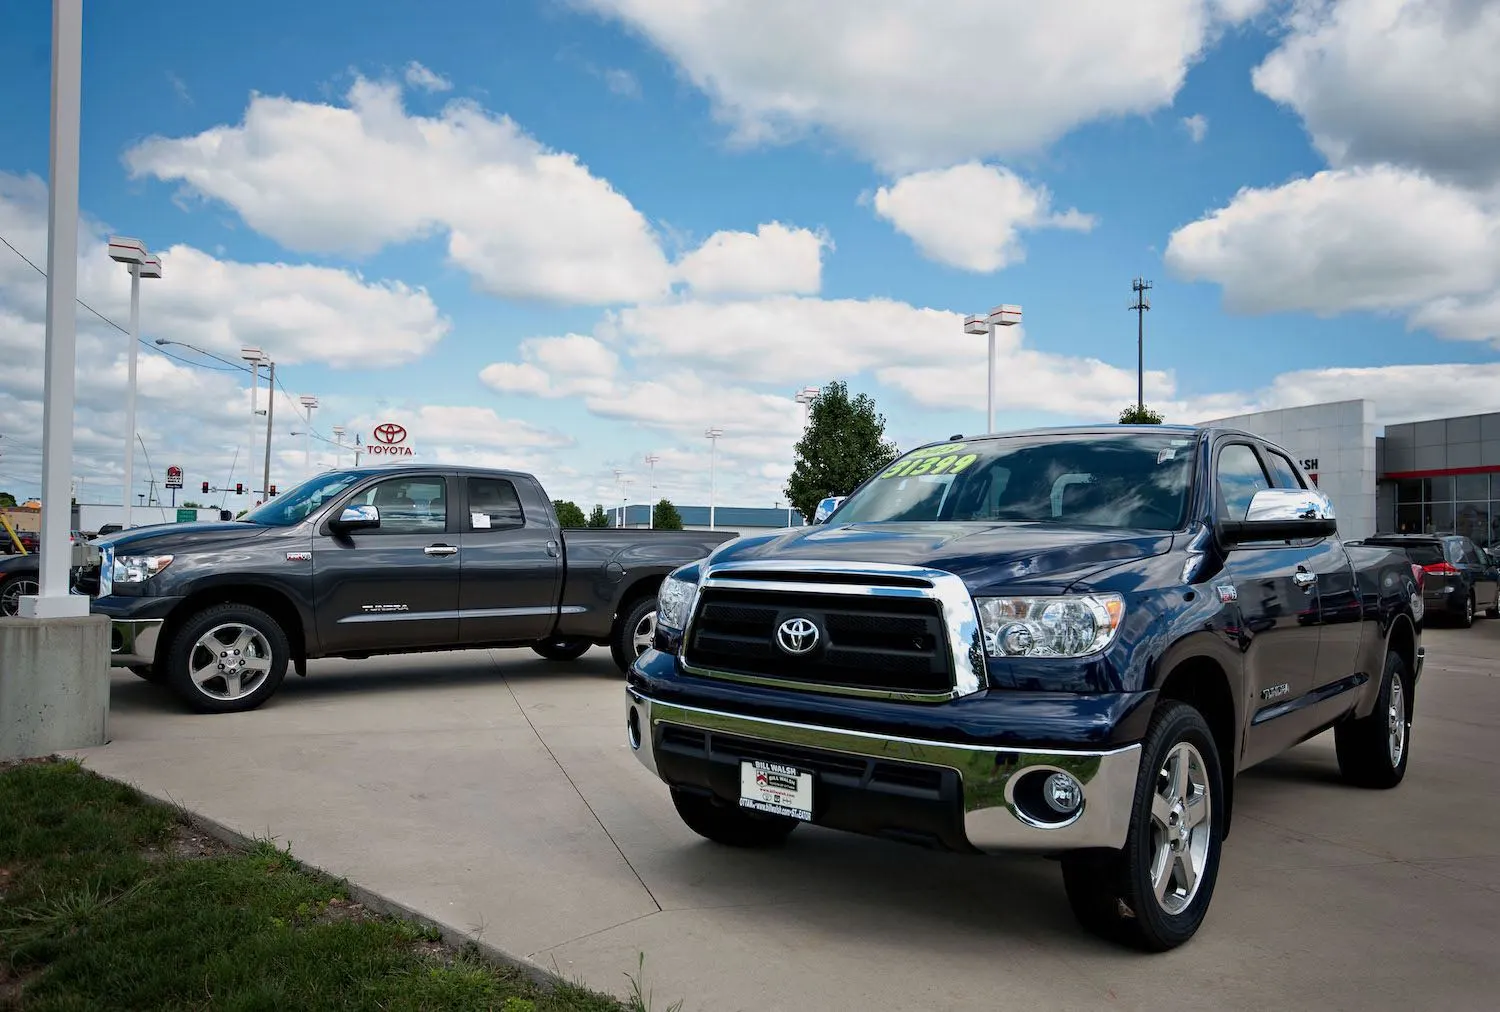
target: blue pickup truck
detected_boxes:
[625,425,1425,951]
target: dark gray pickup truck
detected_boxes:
[72,465,735,713]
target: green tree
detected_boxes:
[1119,403,1165,424]
[784,380,900,521]
[652,498,684,530]
[180,500,206,509]
[553,499,587,527]
[586,504,611,528]
[0,492,15,508]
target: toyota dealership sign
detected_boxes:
[366,423,413,456]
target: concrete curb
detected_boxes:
[84,765,581,996]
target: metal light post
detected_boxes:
[1129,278,1152,414]
[962,304,1022,434]
[644,454,659,529]
[261,358,275,496]
[705,427,723,531]
[240,347,266,494]
[24,0,85,618]
[331,425,345,468]
[299,395,319,476]
[794,385,819,428]
[107,238,160,530]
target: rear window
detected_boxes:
[1376,541,1445,566]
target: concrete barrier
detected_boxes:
[0,614,110,760]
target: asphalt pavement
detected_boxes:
[71,626,1500,1011]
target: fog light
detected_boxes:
[1043,772,1082,814]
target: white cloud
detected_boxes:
[403,61,453,93]
[123,77,673,305]
[479,334,619,398]
[1252,0,1500,185]
[870,163,1095,272]
[674,222,830,296]
[602,68,642,98]
[575,0,1265,170]
[1181,113,1209,142]
[1164,165,1500,341]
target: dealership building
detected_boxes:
[1204,399,1500,546]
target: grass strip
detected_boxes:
[0,758,678,1011]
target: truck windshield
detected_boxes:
[239,471,365,527]
[834,433,1196,531]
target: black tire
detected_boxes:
[0,574,40,618]
[610,595,658,674]
[1455,592,1475,628]
[1334,651,1412,789]
[1060,701,1225,952]
[128,664,165,683]
[164,603,290,713]
[531,638,592,662]
[670,788,799,848]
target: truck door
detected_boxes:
[456,475,562,643]
[1213,442,1325,769]
[312,473,460,653]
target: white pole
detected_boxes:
[986,321,996,435]
[247,362,259,491]
[27,0,86,618]
[709,439,717,531]
[122,263,139,529]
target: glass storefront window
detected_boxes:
[1395,479,1423,504]
[1424,476,1455,502]
[1396,504,1422,534]
[1455,502,1489,544]
[1456,474,1489,501]
[1427,501,1454,533]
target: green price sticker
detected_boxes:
[878,451,979,479]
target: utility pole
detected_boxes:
[261,361,275,498]
[1129,278,1152,414]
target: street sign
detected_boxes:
[165,465,184,489]
[176,508,196,523]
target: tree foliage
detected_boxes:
[586,504,611,528]
[180,500,206,509]
[0,492,15,508]
[553,499,587,528]
[1119,403,1165,424]
[784,380,900,521]
[652,498,684,530]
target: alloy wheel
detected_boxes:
[1148,741,1212,916]
[1388,673,1407,767]
[188,623,273,701]
[631,609,657,657]
[0,579,39,617]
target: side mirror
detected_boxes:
[333,504,381,531]
[1220,488,1336,545]
[813,495,846,525]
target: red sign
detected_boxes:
[165,465,184,489]
[368,423,412,456]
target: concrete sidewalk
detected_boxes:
[73,629,1500,1011]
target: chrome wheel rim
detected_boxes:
[1149,741,1212,916]
[1,579,38,617]
[1388,673,1407,767]
[631,609,657,657]
[1467,596,1474,623]
[188,623,273,701]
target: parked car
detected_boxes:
[1,529,39,555]
[627,426,1424,951]
[1361,532,1499,627]
[77,466,738,713]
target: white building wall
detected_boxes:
[1199,399,1379,541]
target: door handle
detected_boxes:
[424,545,458,557]
[545,539,560,558]
[1292,570,1316,589]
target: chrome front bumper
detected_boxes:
[109,618,164,667]
[627,688,1142,853]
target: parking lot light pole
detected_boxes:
[705,427,723,530]
[240,347,265,491]
[963,304,1022,434]
[794,386,819,428]
[644,454,659,529]
[107,238,160,531]
[299,395,319,476]
[331,425,346,468]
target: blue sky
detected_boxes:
[2,1,1498,512]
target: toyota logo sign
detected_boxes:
[368,423,413,456]
[775,617,819,655]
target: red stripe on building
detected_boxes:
[1382,465,1500,480]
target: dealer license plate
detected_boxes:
[739,760,813,821]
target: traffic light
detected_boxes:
[269,484,277,496]
[201,481,210,494]
[235,482,244,495]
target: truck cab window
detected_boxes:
[467,478,525,530]
[346,478,448,535]
[1263,450,1306,490]
[1216,444,1270,521]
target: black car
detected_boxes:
[1362,532,1499,627]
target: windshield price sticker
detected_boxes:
[879,450,979,480]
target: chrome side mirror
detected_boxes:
[1221,488,1336,545]
[813,495,846,524]
[334,504,380,530]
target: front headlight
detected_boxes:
[976,594,1124,658]
[656,570,699,632]
[112,554,174,584]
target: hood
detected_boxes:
[97,521,276,553]
[708,521,1175,593]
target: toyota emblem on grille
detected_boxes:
[775,617,819,655]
